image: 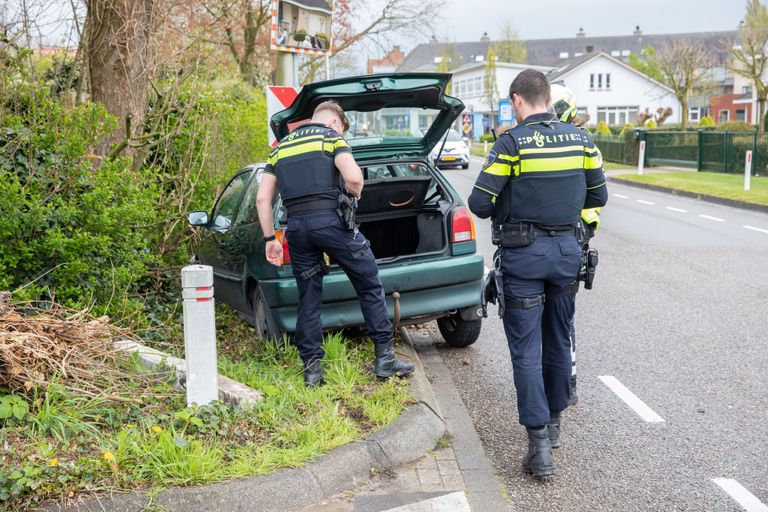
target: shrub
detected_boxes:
[699,115,715,127]
[645,119,657,128]
[595,121,612,137]
[618,122,635,137]
[479,134,495,142]
[715,120,755,132]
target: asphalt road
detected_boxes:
[433,157,768,511]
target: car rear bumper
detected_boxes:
[260,253,484,333]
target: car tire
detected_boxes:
[437,313,481,347]
[461,163,469,169]
[250,285,281,340]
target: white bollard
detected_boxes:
[638,140,646,175]
[181,265,218,407]
[484,140,488,154]
[745,150,752,191]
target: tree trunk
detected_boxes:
[758,96,766,135]
[680,96,689,131]
[85,0,157,156]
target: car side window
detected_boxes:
[233,168,263,226]
[211,171,251,230]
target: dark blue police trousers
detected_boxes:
[500,235,581,428]
[285,211,392,364]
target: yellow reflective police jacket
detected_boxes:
[468,112,607,225]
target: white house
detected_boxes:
[548,51,681,127]
[451,61,554,137]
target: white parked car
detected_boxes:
[430,129,470,169]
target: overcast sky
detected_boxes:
[434,0,745,43]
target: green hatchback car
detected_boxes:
[188,73,484,347]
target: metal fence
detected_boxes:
[593,130,768,175]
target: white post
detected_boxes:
[638,140,646,175]
[745,150,752,191]
[325,54,331,80]
[483,140,488,154]
[181,265,218,407]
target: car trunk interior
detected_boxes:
[356,174,447,260]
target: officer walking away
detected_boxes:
[256,100,415,387]
[549,83,603,407]
[468,70,607,477]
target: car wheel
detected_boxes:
[437,313,481,347]
[461,163,469,169]
[251,285,281,340]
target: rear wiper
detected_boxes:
[433,130,450,165]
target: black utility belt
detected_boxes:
[497,222,577,248]
[285,199,339,216]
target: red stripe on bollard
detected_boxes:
[196,297,212,302]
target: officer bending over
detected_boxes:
[468,70,607,477]
[256,100,414,387]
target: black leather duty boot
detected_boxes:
[303,359,324,388]
[374,342,415,378]
[522,427,554,477]
[547,411,561,449]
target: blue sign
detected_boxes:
[498,99,514,124]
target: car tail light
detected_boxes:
[275,229,291,265]
[451,207,475,244]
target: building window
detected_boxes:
[597,106,640,126]
[736,109,746,121]
[574,52,583,57]
[689,107,701,122]
[475,55,484,62]
[559,51,569,58]
[589,73,594,90]
[597,73,603,89]
[605,73,611,90]
[742,85,753,95]
[719,109,730,123]
[474,76,482,95]
[621,49,630,57]
[611,50,621,57]
[433,56,442,64]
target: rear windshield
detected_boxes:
[346,108,441,146]
[362,162,432,181]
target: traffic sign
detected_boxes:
[266,85,300,147]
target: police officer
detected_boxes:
[550,83,603,407]
[256,100,414,387]
[468,70,607,477]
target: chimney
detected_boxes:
[586,45,594,53]
[430,35,438,44]
[633,25,642,36]
[577,28,585,38]
[480,31,490,42]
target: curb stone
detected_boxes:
[41,332,445,512]
[609,175,768,214]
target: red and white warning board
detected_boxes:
[266,85,300,147]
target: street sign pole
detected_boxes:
[638,140,646,175]
[745,150,752,191]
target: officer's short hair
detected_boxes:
[314,100,349,132]
[509,69,551,107]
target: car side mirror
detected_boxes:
[463,136,469,143]
[188,211,209,226]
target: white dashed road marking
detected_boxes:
[382,491,472,512]
[665,206,688,213]
[598,375,665,423]
[637,199,655,205]
[699,214,726,222]
[613,193,629,199]
[712,479,768,512]
[743,225,768,235]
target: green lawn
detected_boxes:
[613,171,768,206]
[603,161,637,171]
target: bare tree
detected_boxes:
[730,0,768,133]
[492,19,526,63]
[655,38,713,131]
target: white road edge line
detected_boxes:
[637,199,655,205]
[598,375,665,423]
[743,225,768,235]
[699,214,726,222]
[665,206,688,213]
[381,491,472,512]
[613,193,629,199]
[712,478,768,512]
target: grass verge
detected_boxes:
[612,171,768,206]
[1,305,410,510]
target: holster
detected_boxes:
[577,245,598,290]
[481,249,506,318]
[337,193,359,232]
